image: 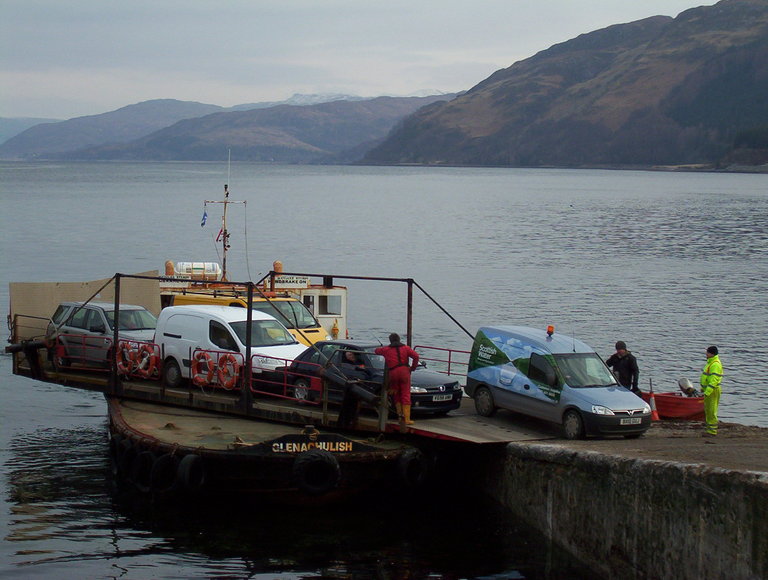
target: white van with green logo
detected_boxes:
[465,326,650,439]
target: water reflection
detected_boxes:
[3,422,594,579]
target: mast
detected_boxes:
[203,179,245,282]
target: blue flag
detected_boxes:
[201,210,207,227]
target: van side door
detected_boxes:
[518,352,562,421]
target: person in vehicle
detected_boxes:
[375,333,419,425]
[605,340,640,395]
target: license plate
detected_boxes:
[433,394,452,402]
[620,417,642,425]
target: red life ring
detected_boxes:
[135,343,159,379]
[116,341,137,375]
[216,353,240,390]
[191,351,215,386]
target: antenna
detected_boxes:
[203,152,245,281]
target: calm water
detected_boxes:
[1,162,767,578]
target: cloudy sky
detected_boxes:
[2,0,717,120]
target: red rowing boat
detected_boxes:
[640,391,704,421]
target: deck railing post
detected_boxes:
[406,279,413,346]
[111,274,121,396]
[243,282,254,415]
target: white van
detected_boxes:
[465,325,651,439]
[155,305,307,388]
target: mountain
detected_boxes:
[0,100,224,159]
[363,0,768,168]
[228,93,367,111]
[55,95,455,163]
[0,117,61,145]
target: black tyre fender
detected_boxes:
[130,450,157,493]
[292,449,341,496]
[177,454,206,494]
[118,438,136,478]
[397,448,429,489]
[108,433,123,476]
[150,453,180,494]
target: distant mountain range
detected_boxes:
[363,0,768,168]
[2,0,766,168]
[0,94,455,163]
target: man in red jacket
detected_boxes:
[375,333,419,425]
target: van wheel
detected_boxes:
[163,359,182,388]
[293,378,312,403]
[562,409,585,440]
[474,386,497,417]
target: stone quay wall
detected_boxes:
[480,443,768,580]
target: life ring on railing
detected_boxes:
[216,353,240,390]
[292,449,341,496]
[135,343,159,379]
[191,351,215,386]
[116,341,137,375]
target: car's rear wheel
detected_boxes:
[163,359,182,388]
[562,409,585,440]
[293,378,312,403]
[474,386,497,417]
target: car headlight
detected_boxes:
[591,405,615,415]
[642,403,651,414]
[411,386,428,393]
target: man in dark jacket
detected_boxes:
[605,341,640,394]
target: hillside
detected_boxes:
[0,117,61,145]
[0,100,223,159]
[363,0,768,168]
[56,95,454,163]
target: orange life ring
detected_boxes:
[116,341,137,375]
[135,343,159,379]
[191,351,215,386]
[216,353,240,390]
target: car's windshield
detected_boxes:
[252,301,320,330]
[361,347,386,370]
[106,309,157,331]
[230,319,297,347]
[553,353,618,388]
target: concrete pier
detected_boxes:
[479,424,768,580]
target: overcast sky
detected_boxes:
[2,0,718,120]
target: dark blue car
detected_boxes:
[287,340,463,415]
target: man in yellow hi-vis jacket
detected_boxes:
[700,345,724,436]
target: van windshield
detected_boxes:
[553,353,618,388]
[230,320,298,347]
[251,301,320,330]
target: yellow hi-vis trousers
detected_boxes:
[704,385,721,435]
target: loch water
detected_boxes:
[1,162,766,578]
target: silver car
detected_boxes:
[47,301,157,368]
